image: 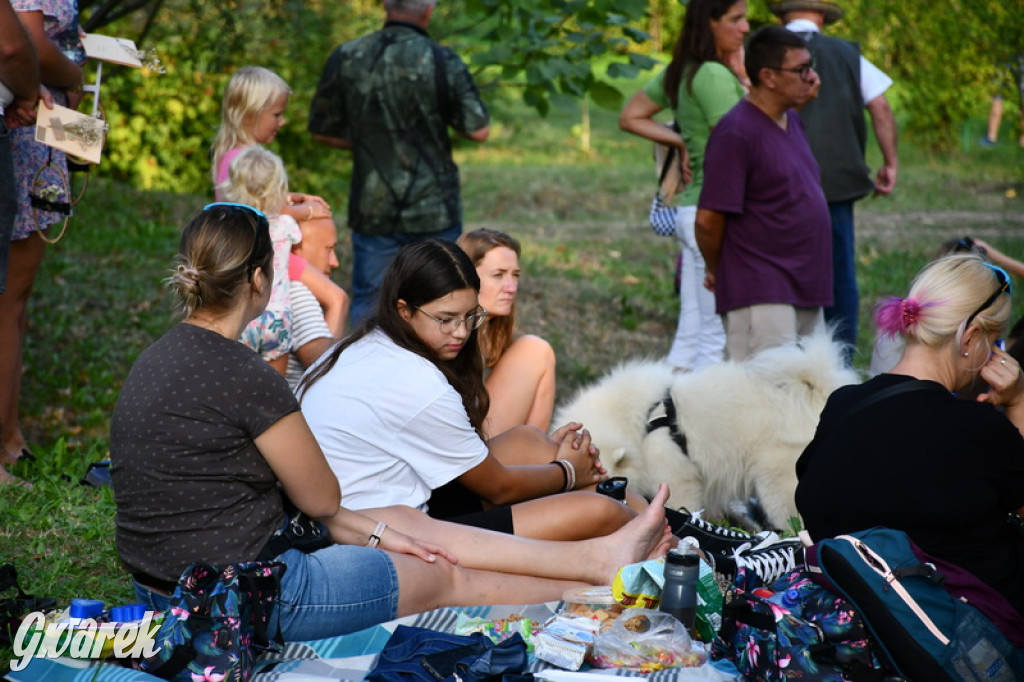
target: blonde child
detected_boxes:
[211,66,328,221]
[220,147,301,375]
[211,65,343,342]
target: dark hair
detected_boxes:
[663,0,741,106]
[300,239,490,434]
[745,25,807,87]
[167,204,273,318]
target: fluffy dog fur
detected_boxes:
[554,334,860,530]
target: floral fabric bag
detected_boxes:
[135,561,286,682]
[711,567,888,681]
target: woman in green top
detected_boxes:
[619,0,749,372]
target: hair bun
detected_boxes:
[176,264,201,284]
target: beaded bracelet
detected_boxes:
[367,521,387,548]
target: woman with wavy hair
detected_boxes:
[457,228,556,437]
[619,0,750,372]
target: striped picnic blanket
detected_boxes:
[7,603,739,681]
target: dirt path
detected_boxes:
[856,210,1024,240]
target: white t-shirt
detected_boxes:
[299,329,489,511]
[784,19,893,104]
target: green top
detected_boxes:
[309,21,489,236]
[644,62,746,206]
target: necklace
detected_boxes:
[186,315,230,339]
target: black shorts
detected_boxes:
[427,479,515,534]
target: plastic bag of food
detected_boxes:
[589,609,708,672]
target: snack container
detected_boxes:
[534,615,600,670]
[561,586,623,623]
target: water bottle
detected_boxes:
[660,544,699,634]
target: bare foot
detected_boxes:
[2,437,29,466]
[588,483,672,584]
[0,464,31,489]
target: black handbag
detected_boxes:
[259,493,332,560]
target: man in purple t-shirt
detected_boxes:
[696,26,832,362]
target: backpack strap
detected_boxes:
[840,379,935,424]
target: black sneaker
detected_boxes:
[665,508,779,557]
[715,539,804,586]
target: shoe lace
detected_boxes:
[733,543,797,584]
[684,513,752,540]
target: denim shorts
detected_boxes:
[133,545,400,642]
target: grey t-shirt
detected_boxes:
[111,323,299,583]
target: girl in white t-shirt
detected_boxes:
[299,239,654,541]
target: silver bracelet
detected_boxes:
[367,521,387,548]
[556,458,576,492]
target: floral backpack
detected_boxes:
[711,567,889,682]
[136,561,286,682]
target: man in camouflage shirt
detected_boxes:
[309,0,490,324]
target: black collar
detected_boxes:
[384,19,429,38]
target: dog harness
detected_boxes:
[645,391,688,455]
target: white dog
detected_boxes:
[554,334,859,531]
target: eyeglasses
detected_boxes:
[203,202,270,282]
[770,59,816,80]
[412,306,488,334]
[964,263,1013,329]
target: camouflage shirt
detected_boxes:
[309,21,489,236]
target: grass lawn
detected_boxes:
[1,92,1022,667]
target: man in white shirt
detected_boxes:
[287,217,344,389]
[771,0,898,365]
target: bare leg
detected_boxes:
[487,426,651,534]
[0,233,46,472]
[483,335,556,437]
[986,96,1003,142]
[392,553,580,617]
[363,483,674,585]
[487,425,558,465]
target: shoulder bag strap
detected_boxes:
[839,379,936,424]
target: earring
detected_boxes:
[963,351,969,357]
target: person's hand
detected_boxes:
[550,421,583,443]
[4,97,37,128]
[554,427,608,489]
[290,199,332,222]
[703,271,715,292]
[977,347,1023,407]
[4,86,52,129]
[677,146,693,187]
[295,193,331,209]
[377,525,458,565]
[65,85,84,111]
[874,164,897,196]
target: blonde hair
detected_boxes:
[210,66,291,185]
[457,229,521,368]
[166,205,274,318]
[220,146,289,216]
[875,254,1012,351]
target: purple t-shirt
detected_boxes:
[698,99,831,314]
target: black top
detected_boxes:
[796,373,1024,614]
[111,323,299,583]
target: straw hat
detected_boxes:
[768,1,844,25]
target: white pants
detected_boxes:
[667,205,725,371]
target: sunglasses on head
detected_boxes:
[203,202,270,281]
[964,262,1012,329]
